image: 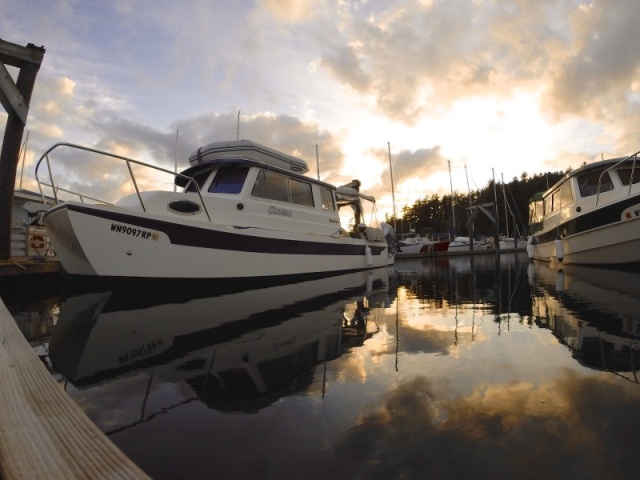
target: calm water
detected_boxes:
[4,253,640,480]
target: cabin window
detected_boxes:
[577,169,613,197]
[184,171,210,192]
[321,188,336,211]
[546,181,572,213]
[616,164,640,186]
[290,178,314,207]
[251,170,315,207]
[252,170,289,202]
[209,166,249,194]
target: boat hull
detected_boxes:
[44,203,391,280]
[531,204,640,265]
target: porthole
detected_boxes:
[168,200,201,214]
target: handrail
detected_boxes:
[596,150,640,205]
[34,142,213,222]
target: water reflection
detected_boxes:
[4,253,640,479]
[48,268,393,415]
[529,261,640,381]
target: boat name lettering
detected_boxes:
[118,339,164,365]
[111,223,158,240]
[268,206,292,217]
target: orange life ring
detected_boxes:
[30,234,46,250]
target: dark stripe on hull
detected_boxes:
[534,193,640,244]
[53,204,387,256]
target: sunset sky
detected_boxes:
[2,0,640,220]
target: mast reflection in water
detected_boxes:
[6,252,640,480]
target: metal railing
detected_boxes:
[596,150,639,205]
[34,142,212,221]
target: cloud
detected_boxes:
[258,0,320,23]
[335,371,640,479]
[546,1,640,118]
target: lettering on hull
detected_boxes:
[111,223,159,240]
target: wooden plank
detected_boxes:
[0,297,150,480]
[0,259,60,277]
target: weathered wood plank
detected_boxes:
[0,297,150,479]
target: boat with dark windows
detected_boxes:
[527,151,640,265]
[36,140,396,285]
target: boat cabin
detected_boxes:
[170,140,382,239]
[529,155,640,234]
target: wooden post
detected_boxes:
[0,40,45,260]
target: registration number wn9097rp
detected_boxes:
[110,223,159,240]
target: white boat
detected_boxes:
[527,152,640,265]
[396,231,429,254]
[36,140,396,284]
[446,236,490,252]
[395,231,451,255]
[498,236,527,250]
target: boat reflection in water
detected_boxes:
[10,253,640,479]
[49,268,393,414]
[529,261,640,380]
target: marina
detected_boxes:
[1,29,639,479]
[2,253,639,479]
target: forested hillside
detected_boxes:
[389,170,566,238]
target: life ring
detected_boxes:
[30,234,46,250]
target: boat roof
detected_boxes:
[545,155,637,194]
[188,139,309,173]
[176,157,335,189]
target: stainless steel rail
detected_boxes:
[596,150,639,205]
[34,142,213,221]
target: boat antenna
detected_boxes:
[315,123,320,180]
[387,142,397,231]
[18,130,29,189]
[236,110,240,140]
[174,129,179,192]
[448,160,456,235]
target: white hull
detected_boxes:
[447,237,490,252]
[45,203,390,280]
[532,215,640,265]
[528,154,640,266]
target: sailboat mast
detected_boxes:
[464,165,472,207]
[501,173,508,238]
[387,142,396,231]
[18,130,29,189]
[316,124,320,180]
[174,129,179,192]
[448,160,456,235]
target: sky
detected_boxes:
[3,0,640,220]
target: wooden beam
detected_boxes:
[0,40,46,260]
[0,39,45,68]
[0,63,29,123]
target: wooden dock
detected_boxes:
[0,267,149,479]
[0,258,61,277]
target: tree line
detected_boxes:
[388,170,566,239]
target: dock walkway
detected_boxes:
[0,263,149,479]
